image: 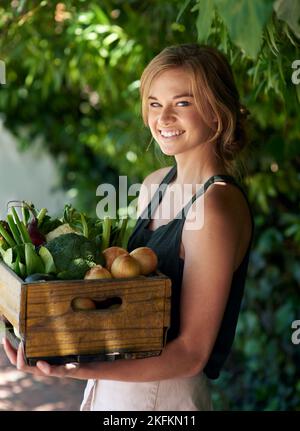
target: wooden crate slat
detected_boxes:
[26,328,164,357]
[0,262,26,334]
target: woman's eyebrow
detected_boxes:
[148,93,194,100]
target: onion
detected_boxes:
[129,247,158,275]
[102,246,129,271]
[72,297,96,311]
[84,265,112,280]
[111,254,141,278]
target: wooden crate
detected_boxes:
[0,261,171,365]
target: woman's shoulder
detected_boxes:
[182,180,253,271]
[204,180,252,226]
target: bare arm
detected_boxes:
[177,187,244,371]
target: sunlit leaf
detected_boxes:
[274,0,300,38]
[176,0,192,23]
[214,0,274,58]
[194,0,215,42]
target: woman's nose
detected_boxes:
[158,106,175,125]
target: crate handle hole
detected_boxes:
[71,296,122,311]
[94,296,122,310]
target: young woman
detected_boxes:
[3,43,254,411]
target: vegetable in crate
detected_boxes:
[0,201,131,281]
[111,254,141,278]
[18,201,47,246]
[0,206,56,279]
[102,246,129,271]
[45,223,78,242]
[0,221,10,256]
[129,247,158,275]
[27,217,46,246]
[84,265,112,280]
[45,233,104,280]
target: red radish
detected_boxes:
[27,218,46,246]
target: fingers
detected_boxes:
[3,337,47,376]
[36,361,51,375]
[2,337,27,370]
[36,361,80,378]
[2,336,80,379]
[2,337,18,366]
[16,341,27,370]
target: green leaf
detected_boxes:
[6,215,22,245]
[25,243,45,275]
[38,246,56,274]
[92,4,110,25]
[264,22,280,58]
[14,254,21,277]
[195,0,215,42]
[274,0,300,38]
[176,0,192,23]
[275,303,294,334]
[214,0,274,59]
[3,248,13,267]
[3,248,20,275]
[296,83,300,104]
[244,338,261,356]
[18,261,26,278]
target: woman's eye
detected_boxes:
[177,101,190,106]
[150,100,190,108]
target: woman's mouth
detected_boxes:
[159,129,185,139]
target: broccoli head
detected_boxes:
[45,233,104,280]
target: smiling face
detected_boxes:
[147,67,215,157]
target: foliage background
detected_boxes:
[0,0,300,410]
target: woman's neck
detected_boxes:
[173,146,230,187]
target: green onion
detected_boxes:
[0,223,16,248]
[22,205,30,225]
[11,207,32,244]
[37,208,47,228]
[7,214,22,245]
[101,216,112,251]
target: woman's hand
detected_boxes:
[2,337,80,379]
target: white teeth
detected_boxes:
[160,130,184,137]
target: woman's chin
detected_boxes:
[160,148,177,156]
[158,142,179,156]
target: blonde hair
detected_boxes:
[140,43,250,176]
